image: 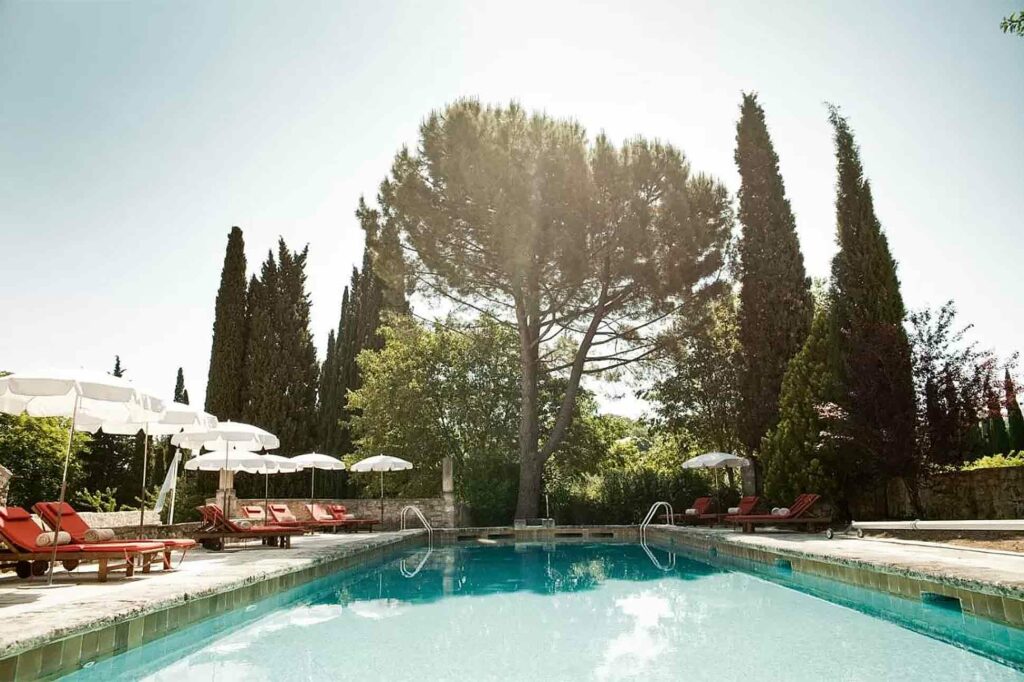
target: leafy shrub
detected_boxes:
[76,487,120,512]
[960,451,1024,470]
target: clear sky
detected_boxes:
[1,0,1021,417]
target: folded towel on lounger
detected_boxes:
[35,531,71,546]
[684,508,698,516]
[727,507,740,514]
[83,528,116,543]
[771,507,790,516]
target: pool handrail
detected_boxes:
[640,501,674,544]
[400,505,433,546]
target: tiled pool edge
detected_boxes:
[645,526,1024,631]
[0,532,425,681]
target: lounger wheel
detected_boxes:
[62,559,80,572]
[824,528,834,540]
[15,561,31,579]
[856,528,864,539]
[201,538,225,551]
[31,560,48,577]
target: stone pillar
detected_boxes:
[741,463,758,497]
[0,464,11,508]
[441,457,455,529]
[217,469,237,516]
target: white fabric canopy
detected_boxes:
[349,454,412,472]
[0,369,163,421]
[292,453,346,470]
[682,452,750,469]
[184,450,295,474]
[171,421,279,451]
[77,401,217,436]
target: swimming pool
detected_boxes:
[64,542,1024,681]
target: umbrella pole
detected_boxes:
[138,425,149,537]
[310,467,315,506]
[264,470,269,523]
[222,441,229,514]
[379,470,384,525]
[46,395,80,586]
[168,448,179,525]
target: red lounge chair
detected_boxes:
[303,504,351,531]
[241,505,267,522]
[0,507,164,581]
[327,504,376,532]
[194,504,304,551]
[726,494,830,533]
[33,501,195,570]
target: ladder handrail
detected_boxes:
[400,546,433,578]
[400,504,433,546]
[640,500,673,544]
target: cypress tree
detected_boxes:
[1006,369,1024,451]
[827,106,917,488]
[173,368,188,404]
[735,93,814,459]
[205,227,248,420]
[761,304,841,505]
[240,240,319,455]
[985,372,1010,454]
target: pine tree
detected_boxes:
[240,240,319,455]
[173,368,188,404]
[205,227,248,420]
[761,304,842,505]
[827,106,917,488]
[78,356,137,506]
[1006,369,1024,451]
[734,93,814,458]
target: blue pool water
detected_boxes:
[65,542,1024,681]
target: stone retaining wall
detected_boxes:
[888,466,1024,520]
[230,497,456,530]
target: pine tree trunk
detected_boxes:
[514,313,541,520]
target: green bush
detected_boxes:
[960,451,1024,470]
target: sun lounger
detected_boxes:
[193,504,304,551]
[240,505,267,522]
[326,504,376,532]
[33,501,195,569]
[0,507,164,581]
[667,497,714,525]
[726,494,830,533]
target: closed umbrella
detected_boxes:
[77,401,217,534]
[291,453,346,505]
[349,455,412,524]
[0,369,163,584]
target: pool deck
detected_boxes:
[0,530,423,679]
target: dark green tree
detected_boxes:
[76,357,138,506]
[1006,369,1024,451]
[383,100,731,518]
[1002,10,1024,36]
[173,367,188,405]
[734,93,814,459]
[985,371,1010,454]
[828,106,917,490]
[205,226,248,420]
[240,240,320,455]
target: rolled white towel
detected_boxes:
[727,507,740,515]
[684,508,698,516]
[772,507,790,517]
[235,519,253,529]
[771,507,780,515]
[35,531,71,547]
[83,528,116,543]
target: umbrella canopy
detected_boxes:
[184,449,293,473]
[681,452,750,469]
[349,454,412,472]
[0,368,163,585]
[292,453,345,505]
[170,421,279,451]
[0,369,163,421]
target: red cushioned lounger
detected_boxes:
[326,505,376,532]
[193,504,304,551]
[725,494,830,533]
[33,501,195,569]
[0,507,164,581]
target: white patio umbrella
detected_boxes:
[682,452,751,515]
[349,455,412,524]
[291,453,345,505]
[77,401,218,533]
[253,454,303,521]
[0,369,163,584]
[172,422,280,512]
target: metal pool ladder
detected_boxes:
[639,501,676,571]
[400,504,433,546]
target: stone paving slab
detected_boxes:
[0,530,422,661]
[648,525,1024,598]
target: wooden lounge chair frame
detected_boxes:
[193,504,303,551]
[726,494,831,533]
[326,504,376,532]
[33,501,194,570]
[0,507,164,582]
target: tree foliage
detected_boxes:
[1006,369,1024,451]
[0,413,89,508]
[173,367,189,405]
[382,100,732,517]
[1002,10,1024,36]
[827,106,917,487]
[205,226,248,420]
[734,93,813,455]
